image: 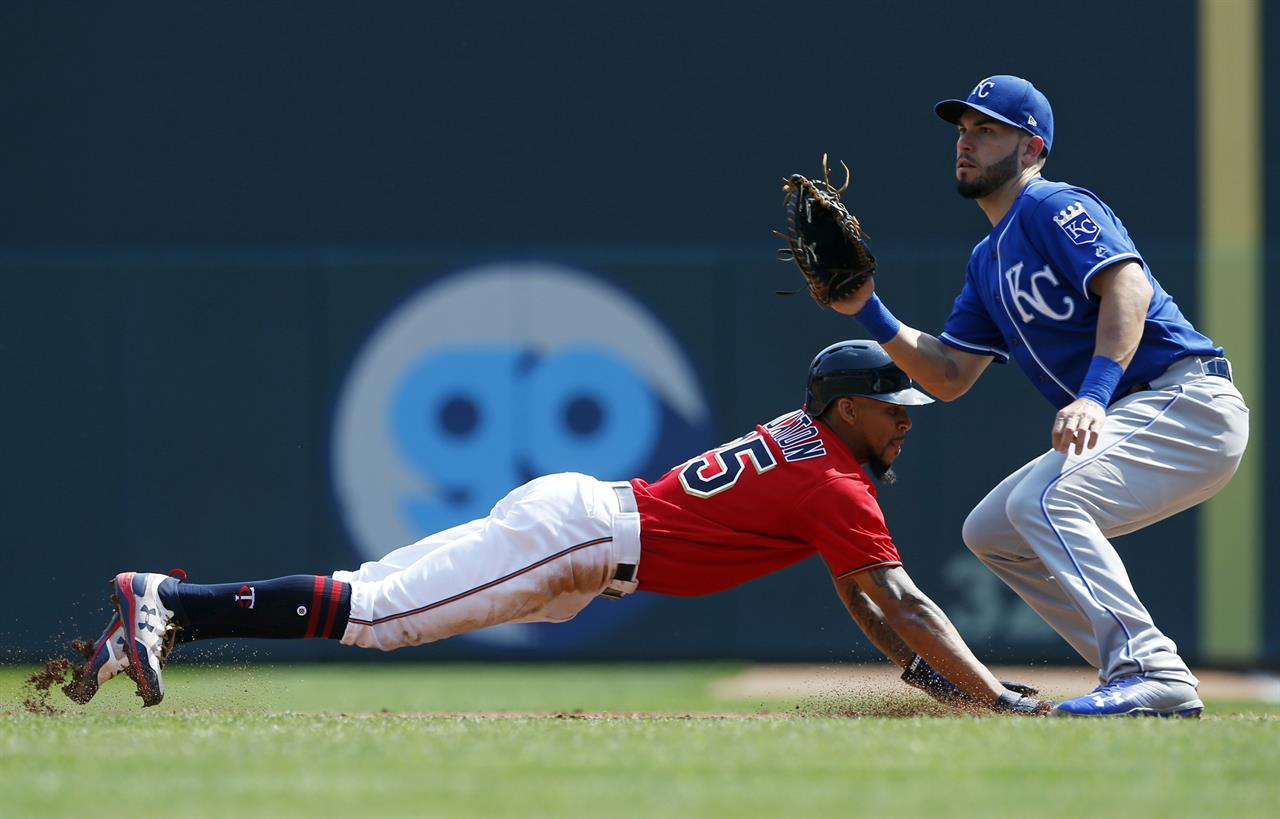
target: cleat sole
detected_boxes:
[1051,704,1203,719]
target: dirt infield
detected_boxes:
[290,665,1280,720]
[288,708,1280,722]
[713,663,1280,703]
[9,661,1277,721]
[315,711,792,720]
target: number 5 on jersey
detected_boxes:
[678,433,778,498]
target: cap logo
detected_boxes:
[973,79,996,98]
[1027,114,1038,126]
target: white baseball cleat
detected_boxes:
[111,572,179,707]
[1049,675,1203,718]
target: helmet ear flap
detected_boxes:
[804,386,829,417]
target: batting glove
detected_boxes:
[901,654,1042,704]
[993,690,1053,715]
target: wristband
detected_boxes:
[853,293,902,344]
[1076,355,1124,407]
[900,654,965,703]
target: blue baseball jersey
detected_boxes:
[939,178,1221,408]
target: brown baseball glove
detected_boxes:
[774,154,875,307]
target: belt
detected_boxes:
[600,483,640,600]
[1116,355,1232,403]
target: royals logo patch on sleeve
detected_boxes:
[1052,201,1101,246]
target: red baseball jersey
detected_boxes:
[632,409,902,596]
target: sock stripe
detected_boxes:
[321,579,344,639]
[304,576,325,638]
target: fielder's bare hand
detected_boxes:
[1052,397,1107,455]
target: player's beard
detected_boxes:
[868,456,898,486]
[956,146,1020,199]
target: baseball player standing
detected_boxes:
[835,75,1249,716]
[68,342,1047,715]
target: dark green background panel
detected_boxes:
[0,0,1270,664]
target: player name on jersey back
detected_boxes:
[763,410,827,462]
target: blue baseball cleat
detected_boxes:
[111,572,179,707]
[1050,675,1203,718]
[64,612,129,704]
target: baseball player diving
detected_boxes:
[833,75,1249,716]
[66,341,1050,715]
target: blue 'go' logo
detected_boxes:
[330,263,713,652]
[391,345,660,534]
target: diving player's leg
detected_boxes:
[72,473,638,705]
[340,518,490,584]
[77,521,518,704]
[338,472,629,650]
[69,571,353,707]
[132,521,501,651]
[962,461,1101,667]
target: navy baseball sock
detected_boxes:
[158,575,351,641]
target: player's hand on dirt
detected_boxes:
[828,276,876,316]
[1052,397,1107,455]
[904,656,1042,706]
[992,690,1053,716]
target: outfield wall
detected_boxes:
[1,1,1274,665]
[3,241,1267,665]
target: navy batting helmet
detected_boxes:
[804,340,934,415]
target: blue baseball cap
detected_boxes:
[935,75,1054,154]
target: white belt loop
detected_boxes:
[601,481,641,599]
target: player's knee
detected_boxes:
[1003,478,1048,538]
[962,497,1015,558]
[961,508,995,557]
[1004,475,1094,540]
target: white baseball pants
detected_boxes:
[962,357,1249,685]
[334,473,641,651]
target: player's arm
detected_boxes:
[1051,261,1154,454]
[848,565,1045,712]
[833,572,1044,708]
[1089,261,1152,364]
[829,280,991,401]
[830,573,915,667]
[885,326,992,401]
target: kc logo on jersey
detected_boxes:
[1053,201,1101,246]
[1004,262,1075,323]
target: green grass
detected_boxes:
[2,664,1277,819]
